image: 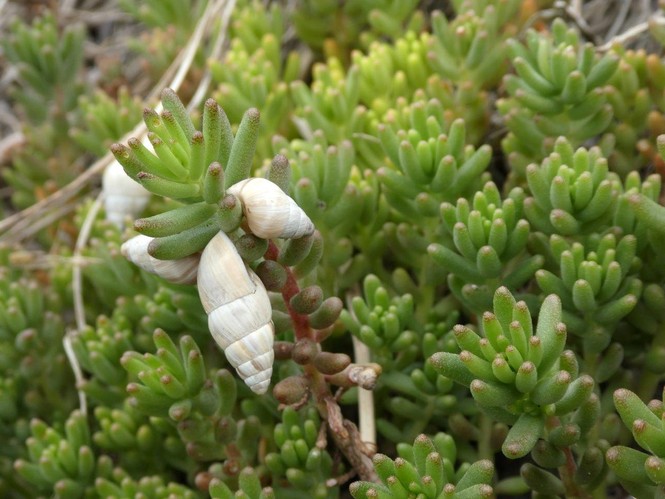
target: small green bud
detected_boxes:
[216,193,243,232]
[202,98,232,170]
[429,352,474,387]
[225,108,261,187]
[147,220,220,259]
[502,414,543,459]
[394,457,420,491]
[548,423,581,448]
[614,388,662,430]
[134,201,216,238]
[470,379,520,407]
[160,88,196,141]
[268,154,292,194]
[215,416,237,445]
[515,361,538,394]
[456,459,494,491]
[531,439,566,468]
[632,419,665,457]
[234,233,268,262]
[168,399,192,421]
[575,445,606,486]
[520,463,565,495]
[554,374,594,416]
[411,434,436,477]
[279,234,315,267]
[606,446,652,484]
[531,370,571,406]
[645,456,665,485]
[202,162,225,204]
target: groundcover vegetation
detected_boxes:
[3,0,665,497]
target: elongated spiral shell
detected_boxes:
[197,231,274,394]
[103,161,151,228]
[121,234,199,284]
[227,178,314,239]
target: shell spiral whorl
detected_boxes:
[227,178,314,239]
[197,231,274,394]
[121,234,199,284]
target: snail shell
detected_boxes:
[121,234,199,284]
[227,178,314,239]
[197,231,274,394]
[103,160,151,228]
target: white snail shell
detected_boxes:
[227,178,314,239]
[103,160,151,228]
[121,234,199,284]
[197,231,274,394]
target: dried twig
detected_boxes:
[598,16,665,51]
[72,196,104,331]
[63,331,88,416]
[1,202,78,246]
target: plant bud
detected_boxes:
[448,413,479,441]
[292,339,319,365]
[279,234,315,267]
[272,310,293,333]
[273,375,309,405]
[255,260,288,292]
[548,423,581,448]
[294,231,324,278]
[290,285,323,315]
[274,341,294,360]
[234,233,268,262]
[178,418,211,442]
[502,413,543,459]
[520,463,565,495]
[606,445,651,485]
[268,154,292,194]
[217,193,243,232]
[575,446,606,485]
[202,162,225,204]
[308,297,343,329]
[134,201,216,238]
[215,416,237,445]
[313,351,351,375]
[168,399,192,421]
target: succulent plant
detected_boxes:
[3,2,665,498]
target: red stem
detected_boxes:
[264,241,377,481]
[265,241,311,340]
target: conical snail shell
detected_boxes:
[103,160,151,228]
[197,231,274,394]
[227,178,314,239]
[121,234,199,284]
